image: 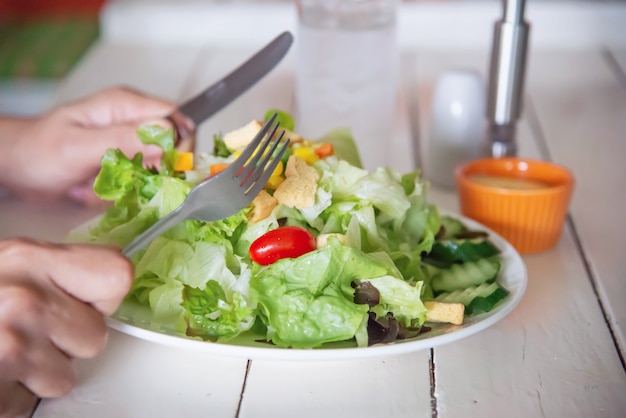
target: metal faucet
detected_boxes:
[486,0,530,157]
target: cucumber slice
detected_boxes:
[431,257,501,294]
[435,282,500,305]
[429,238,500,264]
[466,286,509,315]
[438,216,466,239]
[433,282,509,315]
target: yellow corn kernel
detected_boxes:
[271,160,284,178]
[265,175,285,190]
[293,147,319,165]
[232,144,270,164]
[263,158,284,190]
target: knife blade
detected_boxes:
[168,31,293,148]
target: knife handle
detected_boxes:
[167,111,196,152]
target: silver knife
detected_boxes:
[168,31,293,149]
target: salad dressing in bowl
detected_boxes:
[456,158,575,254]
[467,174,549,190]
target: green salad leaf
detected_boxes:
[251,238,394,348]
[264,109,295,132]
[316,127,362,168]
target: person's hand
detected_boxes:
[0,238,134,418]
[0,86,175,205]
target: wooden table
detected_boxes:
[1,2,625,417]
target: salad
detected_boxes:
[69,111,509,349]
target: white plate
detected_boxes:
[107,214,527,361]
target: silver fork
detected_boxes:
[123,113,290,257]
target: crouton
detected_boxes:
[424,301,465,325]
[274,155,319,209]
[223,120,263,151]
[248,190,278,224]
[223,120,305,152]
[281,129,305,144]
[316,233,346,248]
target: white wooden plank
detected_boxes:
[53,41,202,104]
[34,330,248,418]
[0,199,102,242]
[528,49,626,357]
[409,49,626,417]
[610,49,626,73]
[240,352,433,418]
[0,80,58,116]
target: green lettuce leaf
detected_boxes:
[182,281,255,341]
[316,127,363,168]
[367,276,427,328]
[132,236,255,340]
[250,239,404,348]
[264,109,295,132]
[136,124,178,175]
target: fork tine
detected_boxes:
[230,113,278,174]
[237,122,280,183]
[245,139,290,196]
[242,129,285,189]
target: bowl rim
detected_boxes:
[455,157,575,196]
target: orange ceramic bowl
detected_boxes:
[455,158,575,254]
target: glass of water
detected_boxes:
[295,0,399,170]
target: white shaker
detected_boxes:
[426,69,487,189]
[295,0,398,170]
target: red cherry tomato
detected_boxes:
[249,226,316,265]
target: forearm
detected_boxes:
[0,116,33,187]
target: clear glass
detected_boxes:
[295,0,398,170]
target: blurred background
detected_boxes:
[0,0,104,114]
[1,0,625,116]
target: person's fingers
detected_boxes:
[69,86,175,126]
[0,322,73,399]
[45,291,109,359]
[18,337,74,398]
[54,86,173,172]
[0,240,120,406]
[0,271,109,360]
[3,239,134,316]
[0,381,37,418]
[58,122,166,178]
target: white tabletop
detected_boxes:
[0,2,625,417]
